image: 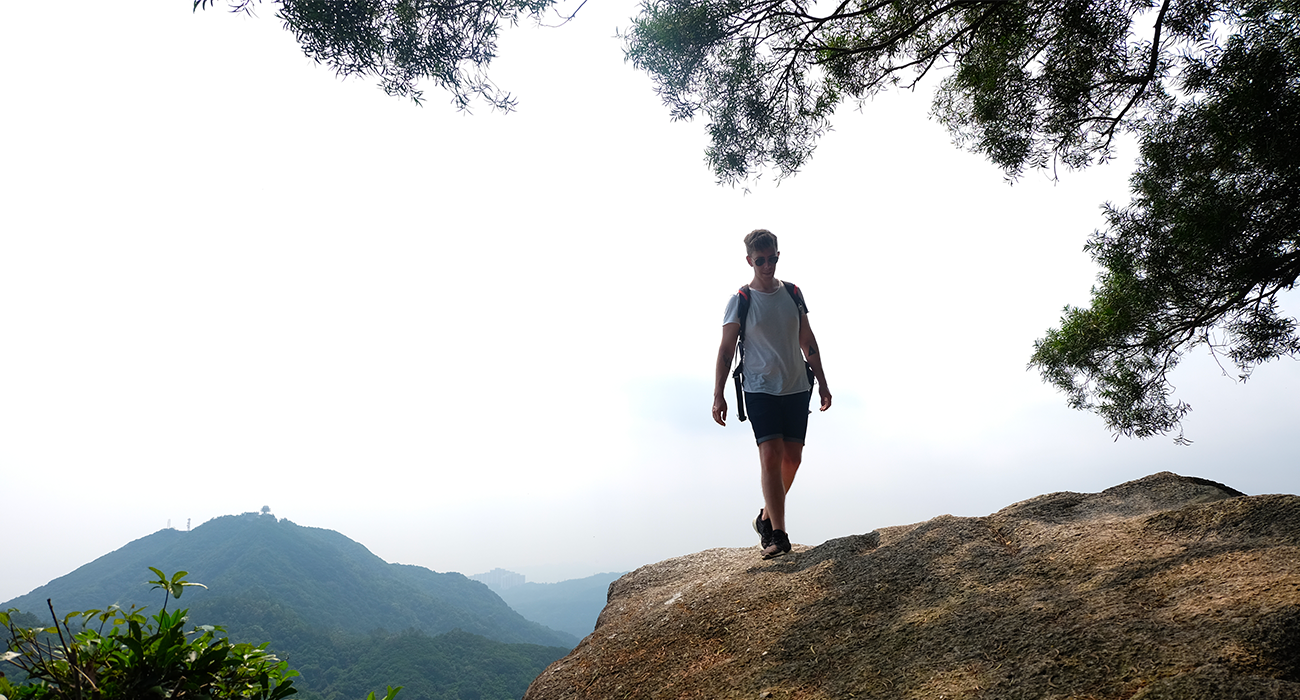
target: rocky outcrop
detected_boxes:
[525,472,1300,700]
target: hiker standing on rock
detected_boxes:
[712,229,832,559]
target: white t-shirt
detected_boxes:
[722,281,811,396]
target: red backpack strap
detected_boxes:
[736,285,752,338]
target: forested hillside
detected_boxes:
[1,513,575,699]
[292,629,564,700]
[3,512,574,647]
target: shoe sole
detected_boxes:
[762,529,791,559]
[761,545,790,560]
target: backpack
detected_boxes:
[732,281,814,422]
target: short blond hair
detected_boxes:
[744,229,778,256]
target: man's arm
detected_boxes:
[799,314,832,411]
[713,322,741,426]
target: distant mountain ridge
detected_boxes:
[476,571,625,640]
[471,568,527,591]
[2,512,577,649]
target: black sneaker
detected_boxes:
[761,529,791,559]
[752,509,773,549]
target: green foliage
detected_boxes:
[623,0,1298,438]
[623,0,840,183]
[147,567,209,608]
[1030,4,1300,440]
[189,593,567,700]
[623,0,1214,183]
[0,569,417,700]
[194,0,558,109]
[0,520,573,700]
[2,570,298,700]
[286,629,561,700]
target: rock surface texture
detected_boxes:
[524,472,1300,700]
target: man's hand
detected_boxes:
[712,394,728,426]
[818,384,832,411]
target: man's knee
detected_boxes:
[758,440,786,467]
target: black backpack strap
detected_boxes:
[734,286,750,422]
[736,285,752,338]
[782,281,816,388]
[783,280,808,315]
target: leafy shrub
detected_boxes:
[1,569,398,700]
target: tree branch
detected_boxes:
[1100,0,1172,148]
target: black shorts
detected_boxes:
[744,390,812,445]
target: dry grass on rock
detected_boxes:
[525,472,1300,700]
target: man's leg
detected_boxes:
[781,440,803,493]
[758,439,788,532]
[758,440,804,531]
[758,391,812,558]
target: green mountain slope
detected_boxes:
[2,512,576,700]
[2,513,576,648]
[303,629,565,700]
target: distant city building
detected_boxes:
[469,568,526,591]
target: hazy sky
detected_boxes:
[2,1,1297,604]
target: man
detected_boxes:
[712,229,832,559]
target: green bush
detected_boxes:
[1,569,398,700]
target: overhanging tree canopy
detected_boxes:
[623,0,1203,183]
[625,0,1299,439]
[1029,14,1300,441]
[196,0,1298,440]
[196,0,559,109]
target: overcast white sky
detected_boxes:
[2,1,1297,604]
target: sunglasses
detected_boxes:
[752,253,780,267]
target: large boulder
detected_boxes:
[525,472,1300,700]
